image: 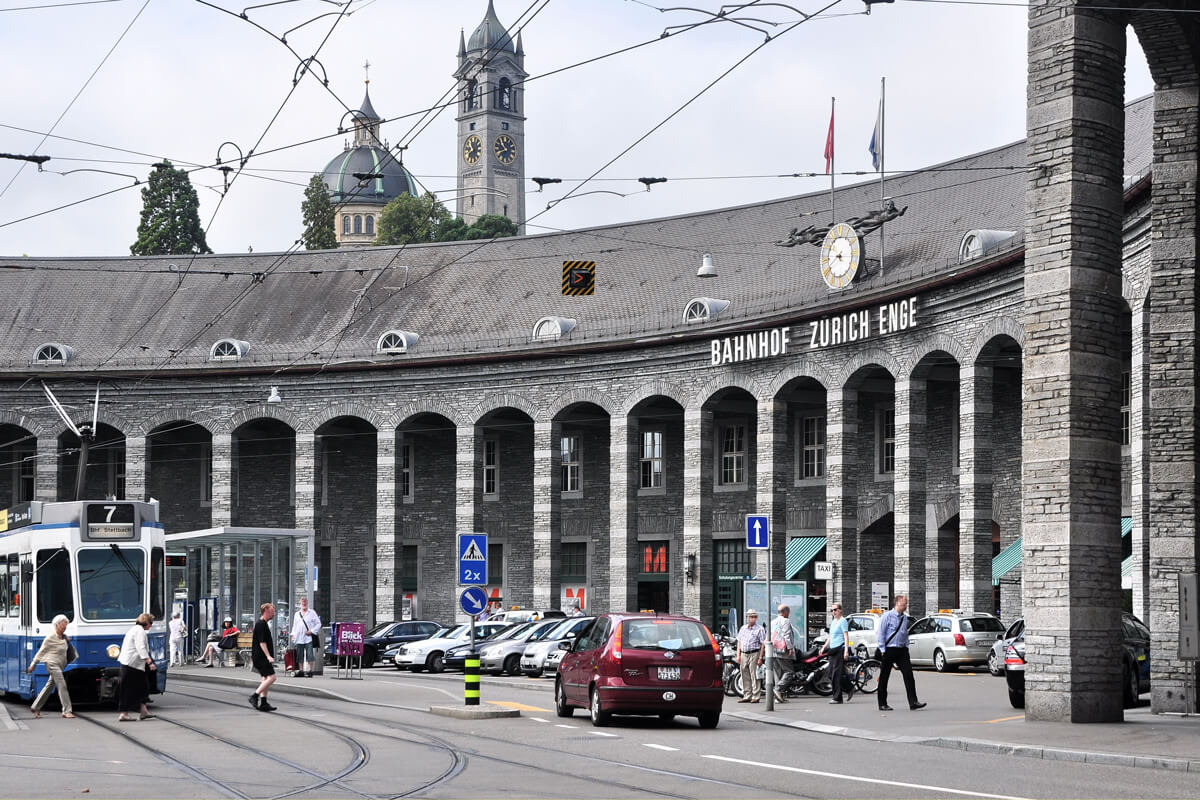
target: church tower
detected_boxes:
[454,1,526,233]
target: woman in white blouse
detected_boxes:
[116,613,156,722]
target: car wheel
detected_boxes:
[698,711,720,729]
[933,649,951,673]
[394,663,406,671]
[364,647,376,668]
[1123,662,1139,708]
[427,653,445,674]
[987,649,1004,677]
[503,654,521,676]
[554,678,574,718]
[589,687,611,727]
[1008,687,1025,709]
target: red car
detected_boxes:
[555,613,724,728]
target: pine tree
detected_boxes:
[300,174,338,250]
[130,161,212,256]
[375,192,451,245]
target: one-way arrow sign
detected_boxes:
[746,515,769,549]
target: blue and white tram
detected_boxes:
[0,500,168,704]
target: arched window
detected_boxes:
[33,343,71,365]
[365,215,375,236]
[343,215,351,234]
[354,215,363,234]
[532,317,577,341]
[498,78,512,111]
[376,330,420,354]
[209,339,250,362]
[466,80,478,110]
[683,297,731,324]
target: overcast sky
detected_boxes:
[0,0,1154,258]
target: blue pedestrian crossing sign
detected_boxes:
[460,586,489,616]
[458,532,488,585]
[746,515,769,549]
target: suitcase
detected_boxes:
[284,646,297,673]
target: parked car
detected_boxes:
[479,618,564,676]
[907,612,1005,671]
[846,612,881,655]
[556,612,724,728]
[988,618,1025,676]
[394,621,512,673]
[1005,612,1150,709]
[360,620,444,667]
[521,616,595,676]
[489,608,567,625]
[443,621,537,671]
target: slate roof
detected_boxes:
[0,96,1153,374]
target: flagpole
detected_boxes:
[879,77,886,277]
[829,96,836,227]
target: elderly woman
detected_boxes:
[27,614,74,719]
[117,613,156,722]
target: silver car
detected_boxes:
[520,616,594,676]
[908,612,1006,672]
[988,618,1025,676]
[479,619,562,675]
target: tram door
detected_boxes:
[17,554,32,696]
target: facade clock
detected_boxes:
[463,134,483,165]
[493,134,518,165]
[820,222,862,290]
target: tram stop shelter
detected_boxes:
[164,526,315,657]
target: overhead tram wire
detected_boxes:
[897,0,1200,10]
[0,0,124,11]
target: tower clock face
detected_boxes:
[493,134,518,165]
[820,222,862,290]
[463,135,482,165]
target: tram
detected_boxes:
[0,500,168,704]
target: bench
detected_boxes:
[235,632,255,668]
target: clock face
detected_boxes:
[463,134,482,165]
[493,134,517,165]
[820,222,862,290]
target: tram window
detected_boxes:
[150,548,165,621]
[0,561,7,616]
[36,548,74,623]
[78,548,144,621]
[8,556,18,616]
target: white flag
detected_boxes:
[868,98,883,172]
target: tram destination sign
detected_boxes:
[84,503,136,540]
[0,503,34,533]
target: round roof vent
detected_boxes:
[209,338,250,362]
[377,330,420,354]
[959,230,1015,262]
[683,297,731,324]
[533,317,576,341]
[33,342,72,365]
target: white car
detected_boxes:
[519,616,593,676]
[395,621,511,673]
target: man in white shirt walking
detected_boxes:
[290,596,322,678]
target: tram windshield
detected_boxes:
[78,547,145,620]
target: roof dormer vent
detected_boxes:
[33,342,72,365]
[209,338,250,362]
[959,230,1016,262]
[377,330,420,354]
[683,297,731,324]
[532,316,576,341]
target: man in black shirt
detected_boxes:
[250,603,277,711]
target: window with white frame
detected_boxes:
[1121,370,1131,447]
[877,406,896,474]
[717,422,746,486]
[400,441,413,501]
[640,429,664,489]
[560,435,581,494]
[482,439,498,497]
[801,415,826,479]
[343,215,351,234]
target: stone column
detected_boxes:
[1147,83,1200,713]
[294,433,315,615]
[210,433,232,527]
[826,388,859,610]
[123,435,146,502]
[959,365,993,614]
[532,421,562,609]
[1129,303,1150,624]
[608,416,638,613]
[375,429,397,623]
[755,398,789,581]
[681,408,712,621]
[895,378,927,616]
[35,435,57,501]
[1024,6,1125,721]
[447,425,479,623]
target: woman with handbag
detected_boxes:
[289,596,321,677]
[117,613,156,722]
[27,614,75,718]
[201,618,240,667]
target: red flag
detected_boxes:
[824,105,835,174]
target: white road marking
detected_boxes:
[644,744,679,752]
[701,755,1034,800]
[528,717,549,723]
[380,680,459,701]
[555,724,578,729]
[590,731,619,737]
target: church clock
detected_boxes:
[463,134,482,165]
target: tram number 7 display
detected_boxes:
[84,503,136,540]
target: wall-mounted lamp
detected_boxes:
[266,386,282,404]
[684,553,697,582]
[697,252,717,278]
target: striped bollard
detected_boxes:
[465,656,481,706]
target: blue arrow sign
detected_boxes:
[746,515,769,549]
[458,532,488,585]
[460,586,488,616]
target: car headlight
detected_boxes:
[106,644,121,659]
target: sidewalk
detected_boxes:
[164,663,1200,772]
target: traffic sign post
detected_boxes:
[747,515,774,712]
[459,587,488,706]
[458,533,488,586]
[746,515,769,549]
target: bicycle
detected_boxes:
[845,649,881,694]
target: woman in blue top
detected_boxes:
[820,602,854,703]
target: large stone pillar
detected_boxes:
[895,378,927,616]
[375,429,397,623]
[754,399,789,581]
[532,421,562,609]
[1024,6,1125,721]
[826,388,859,610]
[608,416,638,613]
[681,408,712,621]
[211,433,232,527]
[1129,303,1150,624]
[123,435,146,502]
[959,365,994,614]
[35,435,56,501]
[1147,83,1200,713]
[448,424,480,622]
[295,433,316,532]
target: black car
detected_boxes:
[1005,612,1150,709]
[442,622,528,671]
[361,620,444,666]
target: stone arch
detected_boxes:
[836,349,901,387]
[762,361,834,397]
[307,403,384,433]
[617,380,688,417]
[1129,11,1200,94]
[687,374,762,411]
[385,400,469,431]
[968,317,1025,365]
[224,405,303,436]
[904,334,967,378]
[469,392,539,425]
[859,493,894,532]
[542,388,616,422]
[137,412,214,438]
[0,410,46,438]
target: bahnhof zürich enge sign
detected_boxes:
[709,296,918,367]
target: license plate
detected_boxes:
[657,666,681,681]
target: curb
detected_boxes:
[429,703,521,720]
[730,711,1200,773]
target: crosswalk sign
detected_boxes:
[458,533,488,585]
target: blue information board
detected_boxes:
[458,532,488,585]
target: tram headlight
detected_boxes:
[106,644,121,659]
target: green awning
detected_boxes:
[992,517,1131,586]
[786,536,826,579]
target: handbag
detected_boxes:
[298,611,319,649]
[219,632,238,650]
[66,640,78,663]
